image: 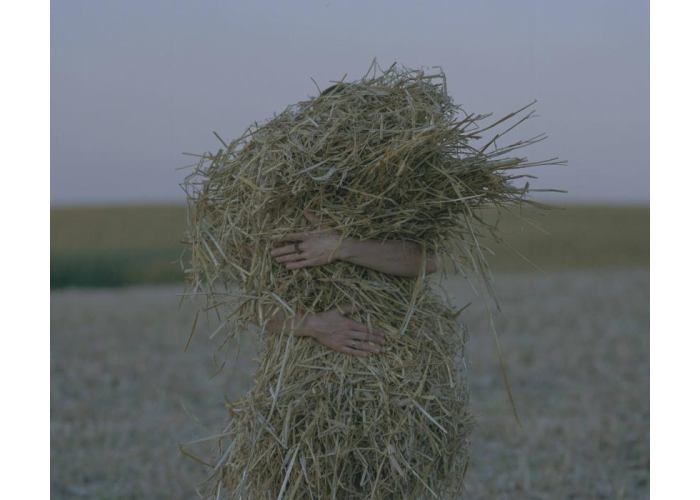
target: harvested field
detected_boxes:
[50,204,649,288]
[51,267,648,499]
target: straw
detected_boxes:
[181,59,562,499]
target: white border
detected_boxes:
[650,0,700,497]
[0,1,50,497]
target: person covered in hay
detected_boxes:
[183,61,559,499]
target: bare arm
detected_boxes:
[336,238,438,277]
[257,303,386,357]
[261,306,312,338]
[271,210,438,277]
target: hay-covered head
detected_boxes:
[182,60,559,334]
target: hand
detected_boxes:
[271,209,344,270]
[303,304,386,357]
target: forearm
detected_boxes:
[258,306,315,338]
[337,238,438,277]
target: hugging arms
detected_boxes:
[260,210,439,357]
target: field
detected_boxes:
[50,204,649,498]
[51,268,648,499]
[51,205,187,287]
[51,205,649,287]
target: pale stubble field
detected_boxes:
[51,267,648,499]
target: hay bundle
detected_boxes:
[182,60,559,499]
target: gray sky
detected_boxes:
[51,0,649,206]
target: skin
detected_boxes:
[265,209,439,357]
[264,303,387,357]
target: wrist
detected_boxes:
[337,237,358,261]
[294,312,317,338]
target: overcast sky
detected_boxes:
[51,0,649,206]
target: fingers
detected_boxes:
[270,244,299,257]
[315,304,389,357]
[348,329,386,346]
[343,319,368,333]
[270,242,307,266]
[343,336,382,354]
[335,328,386,356]
[336,306,387,339]
[275,253,306,264]
[342,319,387,344]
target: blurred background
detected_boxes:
[51,1,649,498]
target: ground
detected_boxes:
[51,267,648,499]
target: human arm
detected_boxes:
[259,303,386,357]
[333,238,438,277]
[271,210,438,277]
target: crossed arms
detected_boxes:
[259,209,439,357]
